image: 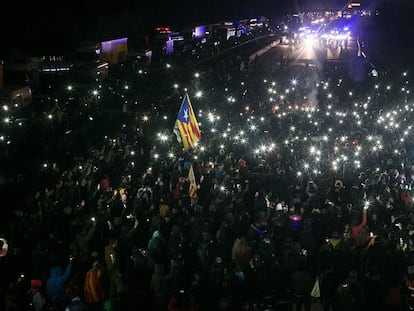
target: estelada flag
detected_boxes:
[173,93,201,151]
[84,264,105,303]
[188,164,197,199]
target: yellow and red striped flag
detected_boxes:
[173,93,201,151]
[188,164,197,199]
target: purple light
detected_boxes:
[165,40,173,55]
[194,25,207,39]
[101,38,128,53]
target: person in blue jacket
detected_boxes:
[46,260,72,309]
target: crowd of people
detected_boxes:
[2,22,414,311]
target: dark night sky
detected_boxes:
[1,0,413,57]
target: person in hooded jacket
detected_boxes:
[147,227,169,267]
[46,261,72,310]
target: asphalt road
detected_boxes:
[256,35,358,74]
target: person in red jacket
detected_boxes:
[351,206,367,245]
[168,290,198,311]
[401,188,413,207]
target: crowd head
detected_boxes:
[1,24,414,311]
